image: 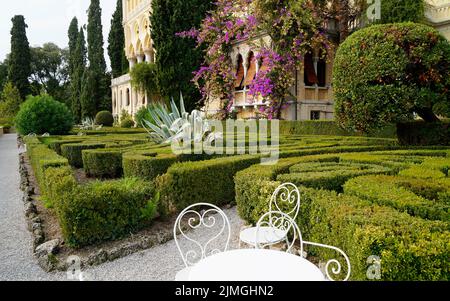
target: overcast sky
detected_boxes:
[0,0,116,67]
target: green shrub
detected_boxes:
[333,23,450,133]
[123,151,179,181]
[397,121,450,146]
[344,175,449,222]
[15,95,74,135]
[61,143,106,168]
[157,155,260,214]
[135,106,151,128]
[95,111,114,126]
[52,177,155,247]
[82,149,124,178]
[120,118,135,128]
[0,82,21,118]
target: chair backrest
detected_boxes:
[174,203,231,267]
[255,211,304,255]
[256,210,352,281]
[269,183,301,222]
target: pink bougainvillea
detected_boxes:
[178,0,332,119]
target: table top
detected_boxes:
[187,249,325,281]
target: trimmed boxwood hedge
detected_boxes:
[344,175,449,222]
[235,161,450,280]
[61,143,106,168]
[122,151,180,181]
[157,155,261,215]
[82,149,124,178]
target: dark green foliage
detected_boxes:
[70,28,87,123]
[0,60,8,94]
[120,118,135,128]
[397,121,450,146]
[15,95,74,135]
[134,105,151,128]
[130,63,158,100]
[61,143,106,168]
[86,0,110,113]
[29,43,70,102]
[80,68,98,119]
[108,0,128,78]
[279,121,396,138]
[95,110,114,126]
[333,23,450,133]
[150,0,213,111]
[123,151,179,181]
[82,149,123,178]
[68,18,79,77]
[378,0,425,24]
[8,15,31,100]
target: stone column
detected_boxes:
[128,57,137,69]
[144,50,153,63]
[136,54,145,63]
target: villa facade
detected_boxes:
[111,0,450,120]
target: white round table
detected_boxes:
[187,249,325,281]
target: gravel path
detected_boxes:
[0,134,58,280]
[0,134,245,281]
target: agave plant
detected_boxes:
[142,93,221,145]
[80,117,103,131]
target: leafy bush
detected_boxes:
[82,149,124,178]
[333,23,450,133]
[344,175,449,222]
[399,165,447,180]
[119,110,135,128]
[15,95,74,135]
[48,139,84,155]
[61,143,106,168]
[0,82,21,118]
[135,105,151,128]
[95,111,114,127]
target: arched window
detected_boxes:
[235,55,245,91]
[142,97,146,105]
[244,52,257,88]
[126,89,131,106]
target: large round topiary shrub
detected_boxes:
[333,23,450,133]
[15,95,74,135]
[95,110,114,126]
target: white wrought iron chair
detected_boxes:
[256,211,351,281]
[239,183,301,248]
[174,203,231,281]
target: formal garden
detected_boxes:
[0,0,449,282]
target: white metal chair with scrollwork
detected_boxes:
[174,203,231,281]
[256,211,351,281]
[239,183,301,248]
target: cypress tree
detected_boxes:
[150,0,213,112]
[68,17,79,78]
[80,68,98,119]
[86,0,110,113]
[71,27,87,123]
[108,0,128,78]
[8,15,31,100]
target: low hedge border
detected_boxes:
[123,151,180,181]
[235,167,450,280]
[344,175,450,222]
[61,143,106,168]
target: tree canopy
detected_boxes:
[108,0,128,78]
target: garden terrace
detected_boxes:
[235,149,450,280]
[22,128,450,280]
